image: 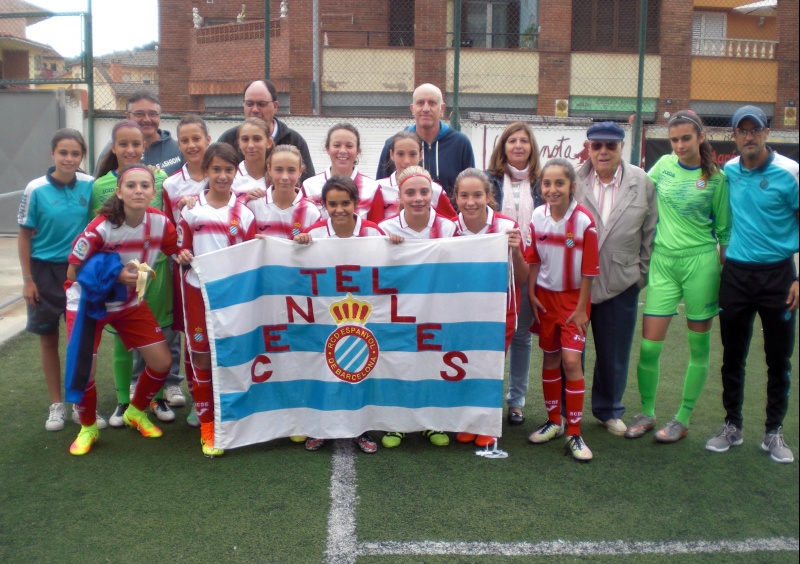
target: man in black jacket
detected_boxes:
[218,79,315,182]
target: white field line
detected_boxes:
[324,439,358,564]
[324,440,798,560]
[357,538,800,557]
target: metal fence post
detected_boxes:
[264,0,271,79]
[451,0,462,131]
[631,0,647,167]
[86,0,94,174]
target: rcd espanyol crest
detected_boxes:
[325,293,379,383]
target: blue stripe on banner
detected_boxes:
[204,262,508,310]
[219,378,504,421]
[215,321,507,368]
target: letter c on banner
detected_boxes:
[251,354,273,383]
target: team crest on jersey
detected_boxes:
[79,196,87,206]
[73,237,90,260]
[176,226,184,246]
[695,178,707,190]
[324,293,379,384]
[565,232,575,248]
[760,179,769,189]
[143,234,150,249]
[230,219,239,236]
[193,326,204,343]
[292,221,302,237]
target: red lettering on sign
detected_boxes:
[390,295,416,323]
[417,323,442,351]
[336,265,360,293]
[262,324,290,352]
[440,351,468,381]
[287,296,314,323]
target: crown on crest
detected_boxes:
[329,293,372,325]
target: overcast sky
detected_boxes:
[24,0,159,57]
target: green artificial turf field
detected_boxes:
[0,307,797,562]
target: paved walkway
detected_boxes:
[0,235,27,347]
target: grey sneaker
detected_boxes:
[624,414,656,439]
[761,428,794,464]
[164,385,186,407]
[655,418,688,443]
[706,423,743,453]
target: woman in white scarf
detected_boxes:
[484,122,543,426]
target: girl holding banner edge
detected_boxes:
[452,168,528,449]
[178,143,257,457]
[296,174,385,453]
[378,166,458,449]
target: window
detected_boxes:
[692,12,726,57]
[571,0,660,54]
[461,1,522,49]
[389,0,415,46]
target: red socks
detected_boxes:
[565,378,585,436]
[76,379,97,426]
[192,368,214,424]
[542,368,562,424]
[130,366,169,410]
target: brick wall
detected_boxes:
[657,0,693,124]
[536,0,571,117]
[775,0,799,130]
[287,0,314,114]
[159,0,193,111]
[320,0,390,48]
[414,0,447,92]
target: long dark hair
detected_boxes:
[96,121,144,178]
[100,164,155,227]
[668,110,718,180]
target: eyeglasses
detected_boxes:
[129,111,160,119]
[244,100,275,108]
[734,127,765,138]
[590,141,619,151]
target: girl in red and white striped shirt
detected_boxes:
[179,143,257,457]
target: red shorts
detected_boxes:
[66,302,165,354]
[182,281,209,353]
[534,287,591,354]
[504,285,521,353]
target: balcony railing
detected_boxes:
[692,38,777,59]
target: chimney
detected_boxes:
[109,61,122,82]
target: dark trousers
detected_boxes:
[590,284,640,421]
[719,259,796,432]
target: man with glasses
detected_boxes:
[95,91,184,176]
[705,106,798,464]
[218,79,315,182]
[573,121,657,436]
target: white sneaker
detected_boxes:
[108,403,129,428]
[164,385,186,407]
[46,402,66,431]
[129,383,136,399]
[600,418,627,436]
[150,398,176,422]
[71,405,108,429]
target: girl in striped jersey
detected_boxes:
[231,117,274,196]
[525,159,599,462]
[247,144,321,239]
[379,166,456,449]
[452,168,528,449]
[162,115,212,427]
[301,123,384,223]
[296,175,384,453]
[66,164,193,455]
[377,131,456,220]
[92,121,176,429]
[178,143,257,457]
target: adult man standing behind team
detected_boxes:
[95,91,184,175]
[705,105,799,464]
[218,79,315,183]
[376,83,475,196]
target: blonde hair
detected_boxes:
[396,165,431,187]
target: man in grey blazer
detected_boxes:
[574,122,657,435]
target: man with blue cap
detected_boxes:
[705,106,799,464]
[573,122,657,436]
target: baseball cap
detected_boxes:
[586,121,625,141]
[732,105,768,129]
